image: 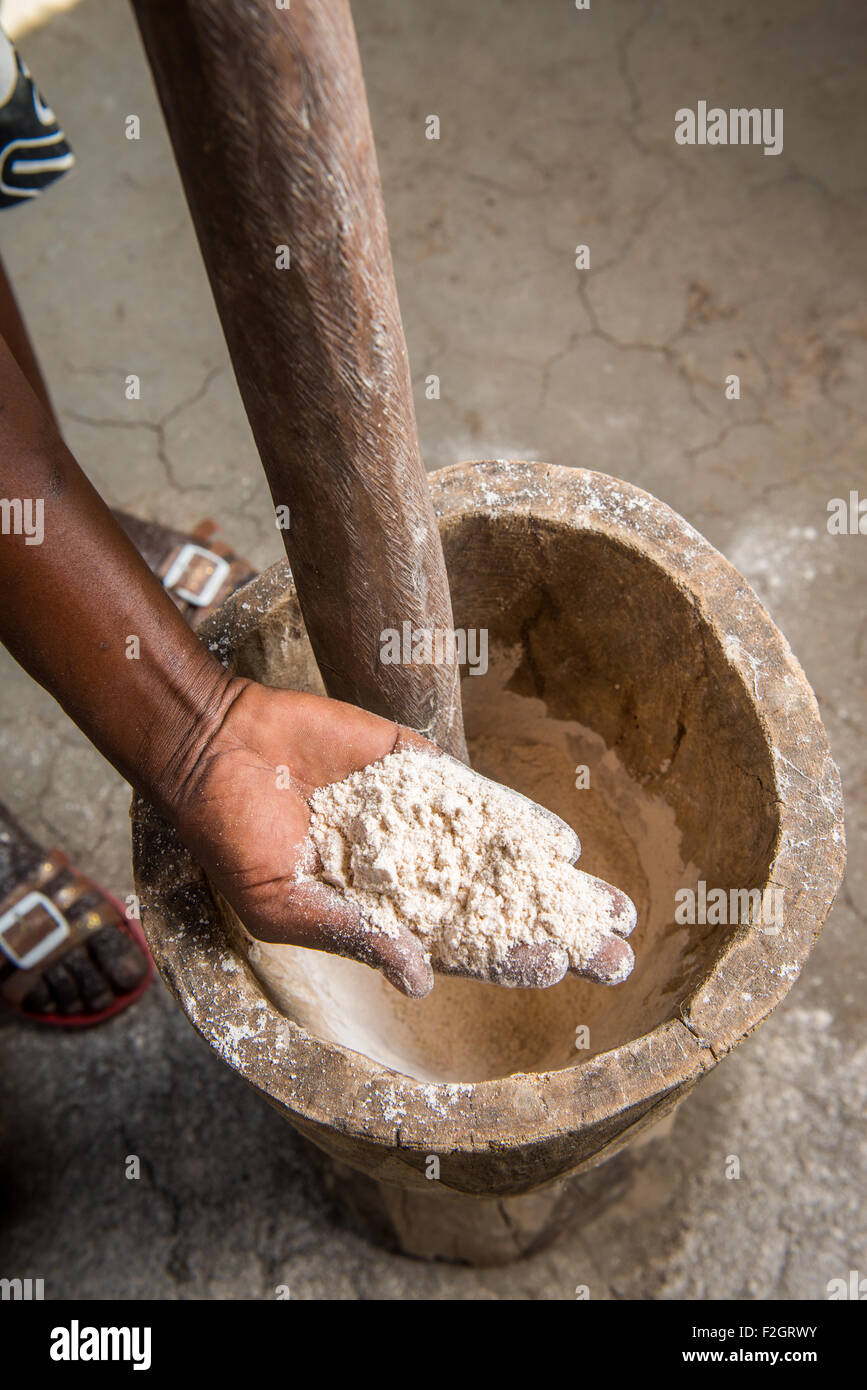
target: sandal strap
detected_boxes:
[111,509,255,625]
[159,540,250,612]
[0,800,50,900]
[0,847,69,910]
[0,855,122,1007]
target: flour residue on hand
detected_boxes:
[307,747,636,984]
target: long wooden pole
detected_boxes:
[130,0,466,757]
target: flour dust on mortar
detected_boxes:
[246,646,702,1084]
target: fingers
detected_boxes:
[520,798,582,864]
[280,879,434,999]
[296,730,635,994]
[494,941,569,989]
[505,789,582,865]
[574,934,635,985]
[393,734,582,865]
[432,941,570,989]
[605,885,638,938]
[460,876,637,988]
[435,750,583,865]
[565,873,637,984]
[571,869,637,938]
[562,824,582,866]
[434,934,635,988]
[435,935,634,988]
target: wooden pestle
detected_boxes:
[130,0,467,759]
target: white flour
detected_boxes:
[243,646,702,1082]
[307,747,634,982]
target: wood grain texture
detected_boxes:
[130,0,465,756]
[133,462,846,1261]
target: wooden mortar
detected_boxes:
[132,461,845,1265]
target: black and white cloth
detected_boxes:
[0,24,72,209]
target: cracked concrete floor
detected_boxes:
[0,0,864,1299]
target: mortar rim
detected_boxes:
[132,461,845,1156]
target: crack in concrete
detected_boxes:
[64,366,227,495]
[616,3,658,159]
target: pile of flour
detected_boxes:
[307,748,634,982]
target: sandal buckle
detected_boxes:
[162,543,231,608]
[0,891,71,969]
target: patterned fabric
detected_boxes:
[0,25,73,209]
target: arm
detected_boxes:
[0,347,633,996]
[0,333,232,808]
[0,337,435,996]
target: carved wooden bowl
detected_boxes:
[132,461,845,1264]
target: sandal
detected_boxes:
[0,807,153,1027]
[112,510,257,629]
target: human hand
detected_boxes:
[166,681,635,997]
[309,744,636,991]
[164,679,435,996]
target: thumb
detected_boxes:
[282,879,434,998]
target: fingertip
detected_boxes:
[609,888,638,938]
[382,957,435,998]
[580,935,635,985]
[496,941,569,989]
[374,920,435,999]
[284,883,435,998]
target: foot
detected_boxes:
[0,811,152,1024]
[111,510,257,629]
